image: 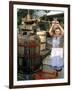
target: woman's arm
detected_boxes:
[58,24,64,36]
[48,24,54,36]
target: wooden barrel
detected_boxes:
[17,33,41,73]
[18,30,33,56]
[17,34,24,58]
[37,31,46,50]
[18,34,24,45]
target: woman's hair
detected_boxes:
[53,27,61,33]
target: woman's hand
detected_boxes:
[55,21,59,24]
[52,21,55,27]
[53,21,60,28]
[52,21,59,28]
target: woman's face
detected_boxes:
[55,29,61,36]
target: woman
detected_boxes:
[48,20,64,77]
